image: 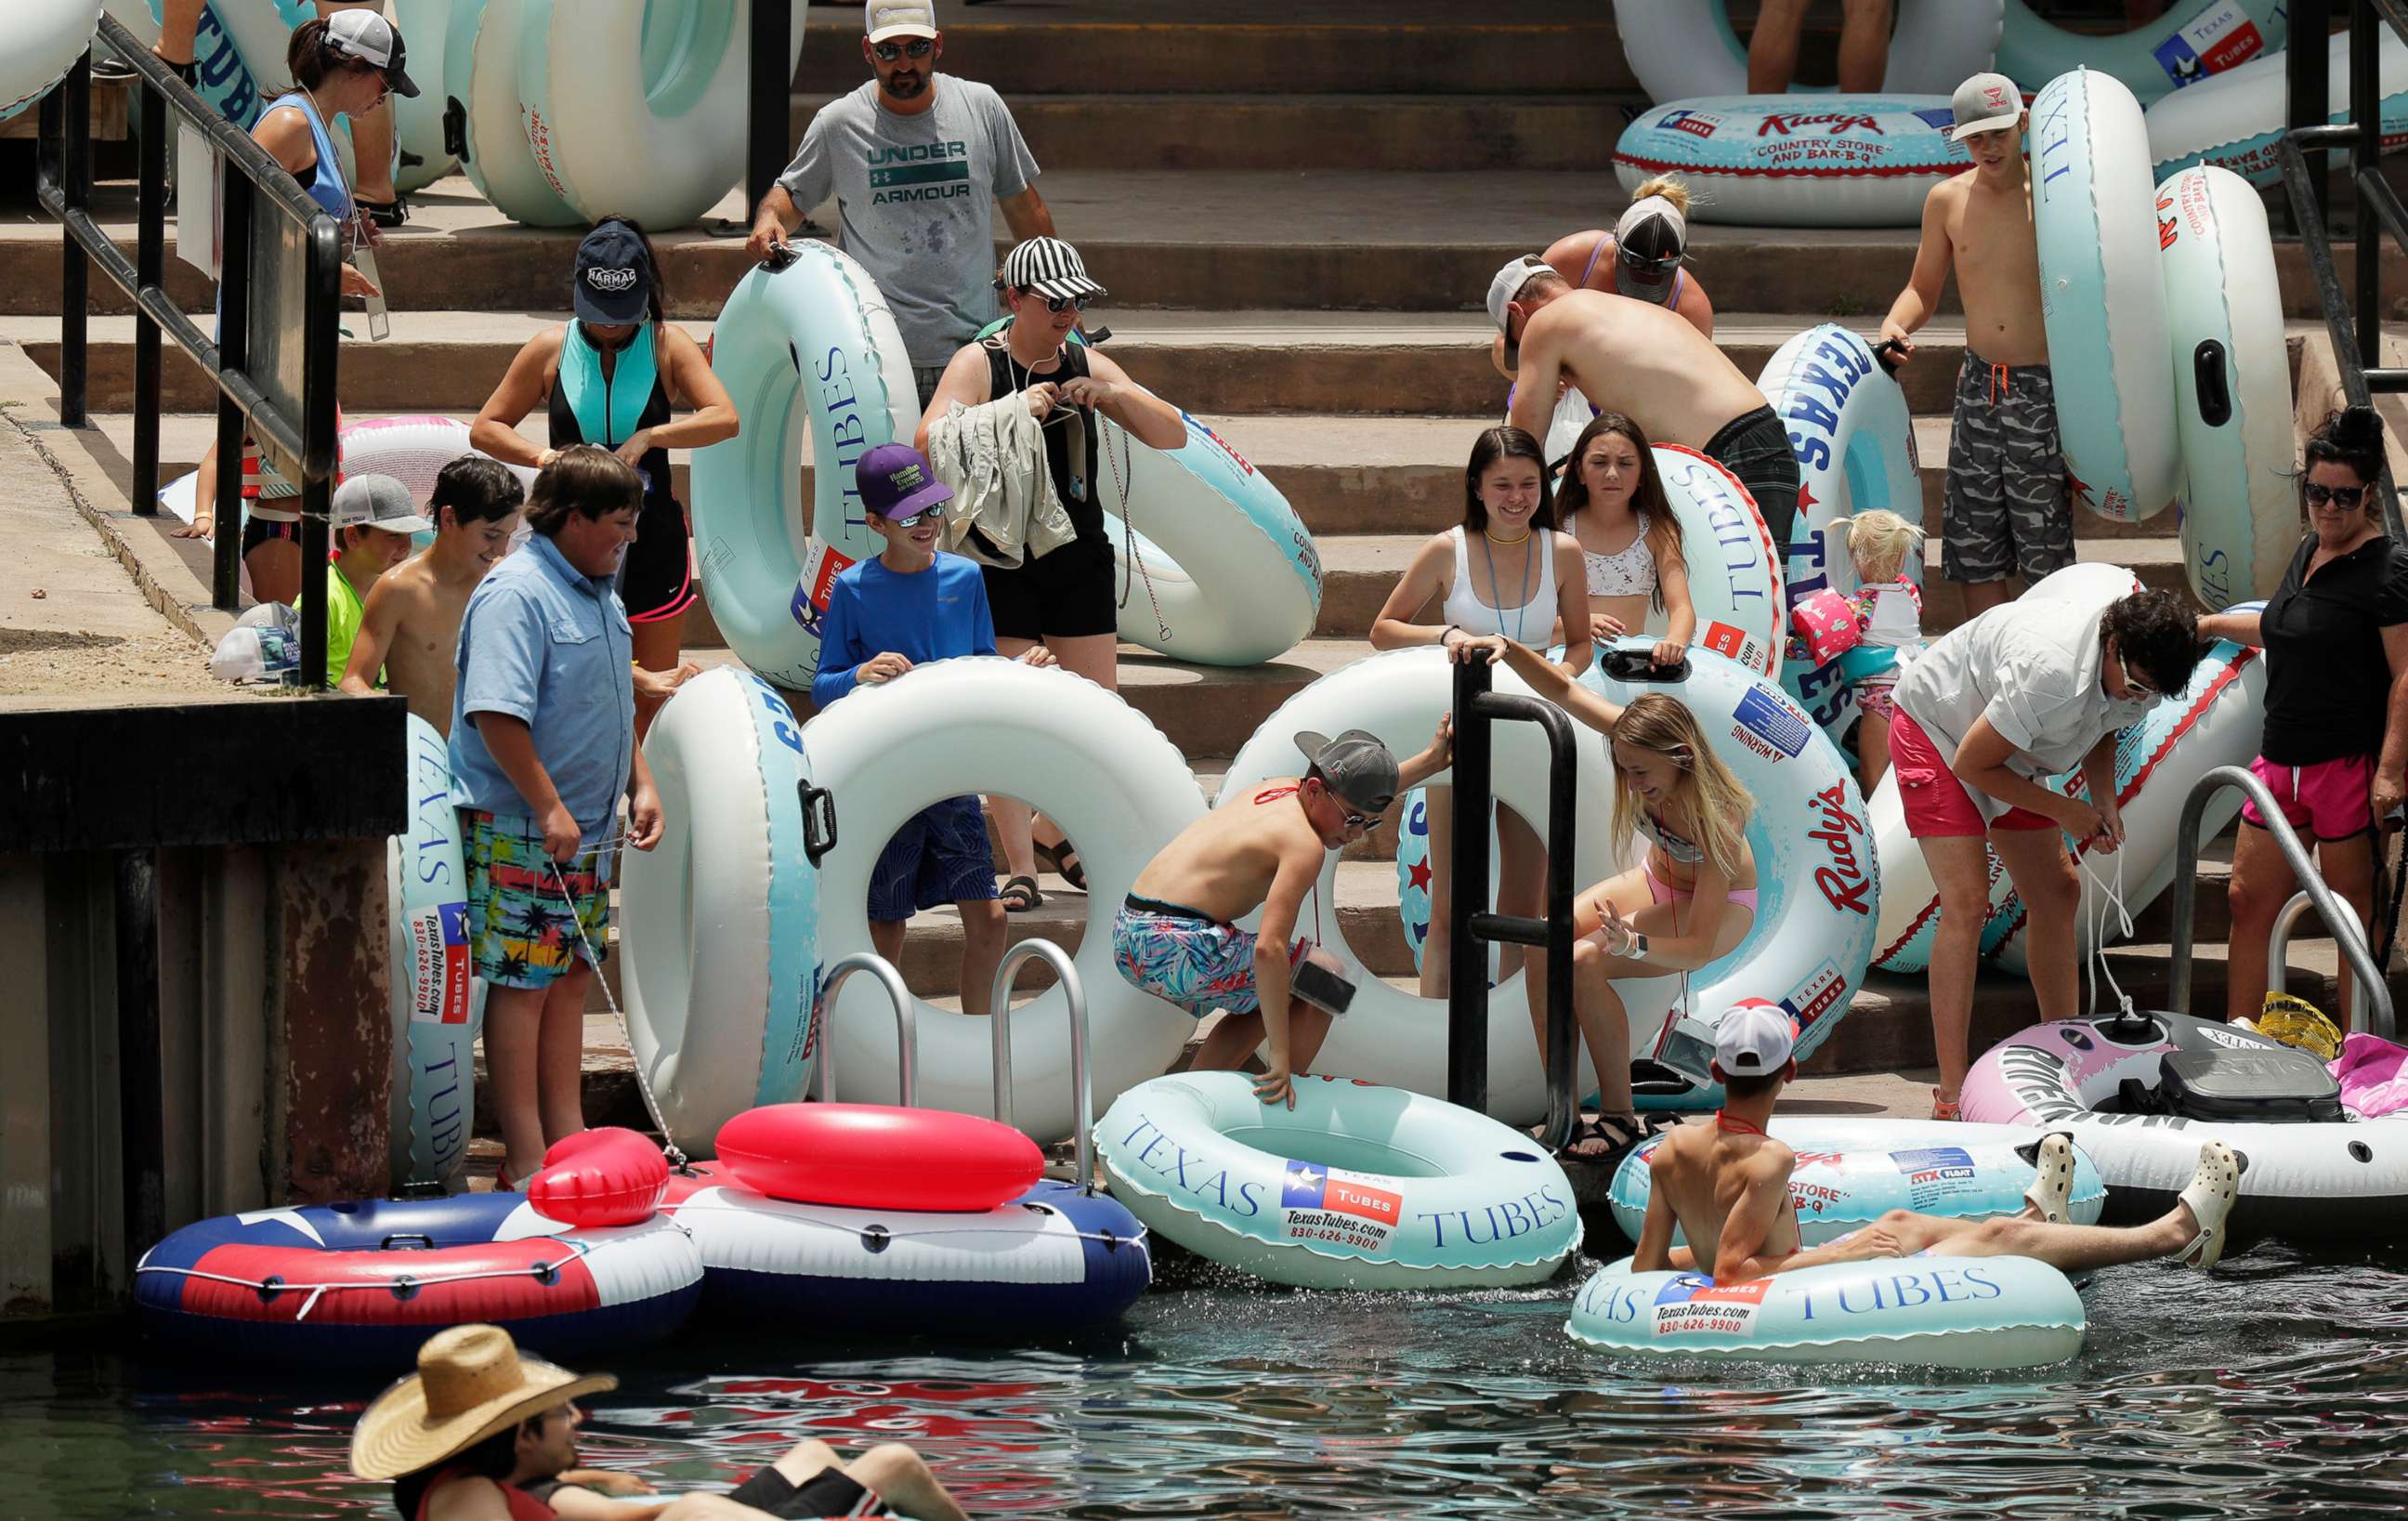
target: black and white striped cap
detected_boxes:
[999,237,1106,302]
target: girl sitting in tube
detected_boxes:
[1553,413,1693,664]
[1460,636,1758,1160]
[1370,426,1590,1003]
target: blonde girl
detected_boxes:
[1840,508,1927,792]
[1554,412,1694,662]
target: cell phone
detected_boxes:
[1291,958,1357,1016]
[1653,1016,1720,1085]
[352,238,390,342]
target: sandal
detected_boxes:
[2021,1132,2077,1224]
[1560,1113,1651,1162]
[1034,836,1086,893]
[1930,1087,1963,1122]
[357,195,409,229]
[1000,874,1041,913]
[2175,1141,2243,1272]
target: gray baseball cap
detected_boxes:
[1296,728,1401,813]
[1950,72,2022,141]
[331,473,435,535]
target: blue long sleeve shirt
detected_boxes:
[811,552,999,707]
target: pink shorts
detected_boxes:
[2241,754,2377,841]
[1891,711,2059,839]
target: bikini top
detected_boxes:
[1635,807,1705,865]
[1567,509,1657,598]
[1443,525,1558,642]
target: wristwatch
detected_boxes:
[1628,929,1650,958]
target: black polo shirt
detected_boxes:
[2259,530,2408,764]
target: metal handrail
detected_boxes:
[37,17,344,675]
[809,952,919,1106]
[988,940,1095,1191]
[2167,766,2394,1038]
[2269,892,2373,1034]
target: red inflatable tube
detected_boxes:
[713,1104,1044,1213]
[530,1127,671,1228]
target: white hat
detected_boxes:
[1949,72,2022,142]
[1713,998,1799,1076]
[865,2,937,43]
[1485,254,1551,335]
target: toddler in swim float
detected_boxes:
[1838,509,1926,793]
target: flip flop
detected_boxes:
[2176,1141,2243,1273]
[1034,837,1086,892]
[2022,1131,2077,1224]
[1000,874,1041,913]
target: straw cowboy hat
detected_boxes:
[350,1324,617,1481]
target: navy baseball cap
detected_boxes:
[857,443,953,523]
[573,222,653,326]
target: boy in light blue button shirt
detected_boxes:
[449,445,664,1188]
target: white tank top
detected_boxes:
[1443,525,1558,643]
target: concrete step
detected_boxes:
[789,91,1639,174]
[20,309,2174,416]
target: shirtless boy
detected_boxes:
[1630,1002,2244,1286]
[1492,266,1799,549]
[1118,723,1451,1108]
[342,456,526,732]
[1881,72,2074,619]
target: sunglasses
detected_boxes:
[883,504,946,529]
[2116,649,2158,701]
[1020,289,1094,314]
[1619,248,1681,278]
[2305,481,2367,508]
[871,38,934,61]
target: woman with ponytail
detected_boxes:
[2203,406,2408,1031]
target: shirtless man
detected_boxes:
[341,456,525,731]
[1117,723,1451,1107]
[1881,72,2073,619]
[1629,1002,2244,1286]
[1493,263,1800,550]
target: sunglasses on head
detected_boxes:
[1020,288,1093,314]
[872,38,934,61]
[2305,481,2367,508]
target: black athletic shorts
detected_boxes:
[618,493,697,624]
[982,533,1119,641]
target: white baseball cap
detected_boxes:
[1949,72,2022,142]
[1485,254,1551,335]
[866,2,937,43]
[1714,998,1799,1076]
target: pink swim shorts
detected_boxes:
[2241,754,2377,841]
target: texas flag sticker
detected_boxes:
[1281,1160,1403,1226]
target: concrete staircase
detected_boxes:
[8,2,2366,1117]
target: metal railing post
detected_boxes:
[133,76,166,516]
[748,0,794,221]
[2355,3,2384,375]
[2269,891,2367,1033]
[296,214,343,688]
[1447,658,1496,1114]
[2288,0,2330,235]
[988,939,1095,1189]
[215,168,254,611]
[808,952,919,1107]
[46,55,94,427]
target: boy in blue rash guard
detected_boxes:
[815,444,1057,1003]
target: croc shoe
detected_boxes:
[2176,1141,2242,1272]
[2022,1132,2077,1224]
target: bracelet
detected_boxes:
[1439,624,1460,650]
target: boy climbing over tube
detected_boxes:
[1119,724,1454,1108]
[1880,72,2074,620]
[812,443,1055,1014]
[1631,1002,2245,1284]
[341,455,525,734]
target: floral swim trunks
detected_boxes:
[1114,894,1307,1020]
[462,809,614,990]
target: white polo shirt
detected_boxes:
[1892,563,2162,819]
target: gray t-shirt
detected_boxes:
[778,76,1040,366]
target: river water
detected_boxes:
[4,1245,2403,1518]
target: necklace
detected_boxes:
[1475,527,1534,645]
[1715,1110,1770,1138]
[1484,526,1532,544]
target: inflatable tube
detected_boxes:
[1234,643,1875,1121]
[1605,1118,2107,1246]
[806,658,1204,1140]
[1964,1010,2408,1247]
[2158,165,2295,610]
[1565,1254,2087,1370]
[1096,1072,1579,1289]
[528,1127,671,1229]
[0,1,104,123]
[519,1,806,229]
[2031,68,2181,522]
[1611,95,1965,229]
[390,0,457,193]
[2001,0,2284,106]
[134,1194,703,1367]
[690,241,920,688]
[662,1169,1150,1333]
[619,668,823,1150]
[1869,619,2264,974]
[1756,323,1926,741]
[389,715,481,1189]
[1098,413,1324,666]
[1614,0,2002,101]
[2149,27,2408,189]
[714,1103,1044,1212]
[445,0,581,226]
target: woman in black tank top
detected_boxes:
[918,237,1186,908]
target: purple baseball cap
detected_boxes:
[856,442,953,523]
